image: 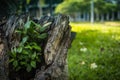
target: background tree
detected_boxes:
[55,0,119,21]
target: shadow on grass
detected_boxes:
[68,30,120,80]
[71,31,77,43]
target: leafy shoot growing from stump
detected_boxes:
[9,19,51,72]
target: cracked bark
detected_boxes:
[34,15,71,80]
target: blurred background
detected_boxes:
[0,0,120,22]
[0,0,120,80]
[55,0,120,22]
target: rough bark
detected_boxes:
[0,17,9,80]
[0,15,26,80]
[0,14,71,80]
[34,15,71,80]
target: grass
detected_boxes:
[68,22,120,80]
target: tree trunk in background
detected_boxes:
[36,0,43,18]
[73,13,77,22]
[76,13,79,21]
[78,12,81,21]
[90,0,94,23]
[111,12,114,21]
[87,13,90,21]
[96,13,100,21]
[118,11,120,20]
[83,12,86,21]
[106,13,110,21]
[101,14,104,22]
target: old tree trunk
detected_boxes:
[0,14,71,80]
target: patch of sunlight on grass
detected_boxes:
[70,22,120,34]
[105,21,120,27]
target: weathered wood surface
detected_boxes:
[0,17,9,80]
[34,15,71,80]
[0,14,71,80]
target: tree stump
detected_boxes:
[0,14,71,80]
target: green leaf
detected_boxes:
[24,21,31,30]
[32,45,41,51]
[15,29,22,33]
[17,47,23,53]
[22,36,28,44]
[20,61,26,65]
[38,33,47,39]
[43,22,52,27]
[30,61,36,68]
[11,52,16,58]
[30,42,37,45]
[40,22,51,32]
[11,48,17,57]
[31,21,41,28]
[31,52,36,60]
[30,42,41,50]
[22,50,29,55]
[24,45,32,50]
[13,60,18,67]
[33,30,39,34]
[26,65,32,72]
[13,47,17,53]
[40,26,48,32]
[9,59,14,63]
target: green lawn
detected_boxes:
[68,22,120,80]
